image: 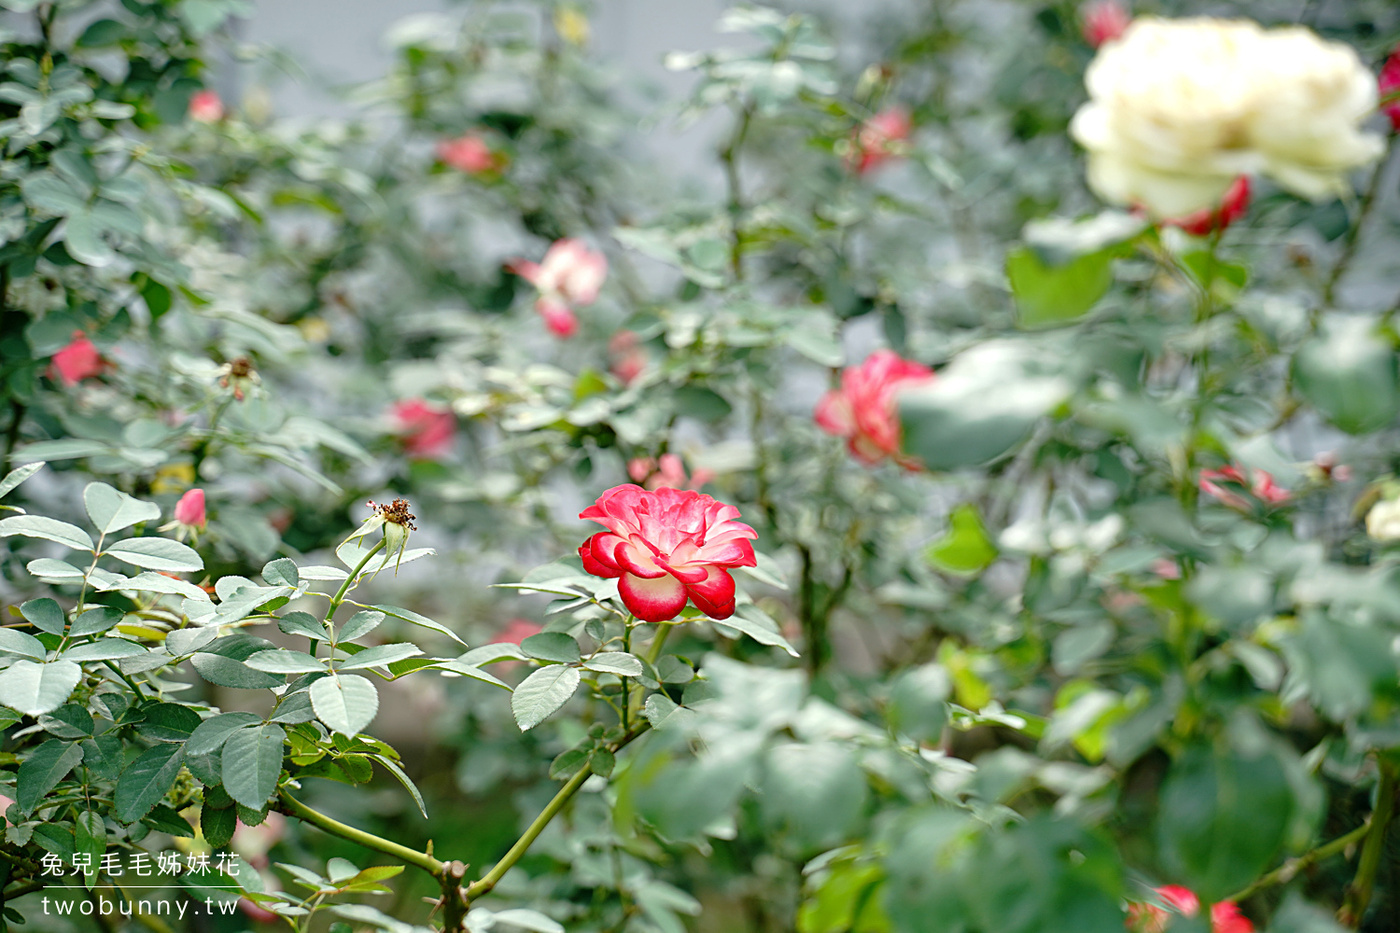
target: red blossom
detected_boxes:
[1380,45,1400,132]
[509,239,607,339]
[1164,176,1251,237]
[436,134,502,173]
[173,488,206,529]
[188,90,224,123]
[609,330,648,384]
[1081,0,1131,47]
[1126,885,1254,933]
[849,107,912,175]
[628,453,714,491]
[1199,465,1290,510]
[578,485,757,623]
[49,332,104,386]
[815,350,934,468]
[391,399,456,460]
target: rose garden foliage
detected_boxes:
[2,1,1400,931]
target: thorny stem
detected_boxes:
[721,102,755,282]
[312,537,386,655]
[277,790,445,879]
[1226,821,1371,903]
[1322,133,1397,308]
[1339,758,1398,928]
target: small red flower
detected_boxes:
[578,485,757,623]
[1126,885,1254,933]
[174,489,206,529]
[188,90,224,123]
[49,332,104,386]
[848,107,912,175]
[1081,0,1131,47]
[1199,465,1289,510]
[1164,176,1251,237]
[1380,45,1400,132]
[509,239,607,339]
[391,399,456,460]
[815,350,935,468]
[436,134,502,174]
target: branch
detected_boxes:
[1226,820,1371,903]
[1322,133,1397,307]
[278,789,444,879]
[1339,758,1398,928]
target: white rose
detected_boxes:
[1366,497,1400,542]
[1070,17,1385,217]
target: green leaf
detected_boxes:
[310,674,379,737]
[584,652,645,677]
[191,653,286,690]
[188,712,263,756]
[759,743,868,852]
[64,207,117,267]
[202,803,236,848]
[522,632,582,663]
[137,703,203,742]
[336,610,384,644]
[0,627,47,660]
[69,606,123,637]
[0,463,42,499]
[104,536,203,572]
[83,482,161,535]
[74,810,106,889]
[16,740,84,814]
[512,665,581,731]
[262,558,299,587]
[1157,740,1295,903]
[0,514,95,550]
[1006,247,1113,328]
[371,754,427,818]
[887,664,951,744]
[61,638,147,662]
[278,611,329,641]
[336,643,421,671]
[115,744,185,823]
[221,724,286,809]
[0,659,82,715]
[40,703,93,738]
[246,649,325,674]
[550,747,590,780]
[925,504,998,576]
[1292,316,1400,435]
[369,604,465,645]
[20,597,66,635]
[713,605,799,656]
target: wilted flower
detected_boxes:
[628,453,714,491]
[578,485,758,623]
[1163,175,1250,237]
[188,89,224,123]
[1381,45,1400,131]
[1199,464,1289,510]
[815,350,935,468]
[436,134,502,174]
[848,107,912,175]
[217,356,259,401]
[391,399,455,460]
[49,332,104,386]
[1126,885,1254,933]
[1366,496,1400,541]
[345,498,418,574]
[1081,0,1130,47]
[1071,17,1384,218]
[509,239,607,338]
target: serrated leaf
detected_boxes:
[0,659,82,715]
[278,611,329,641]
[369,604,465,645]
[104,572,210,601]
[20,597,65,635]
[17,739,84,814]
[337,643,421,671]
[187,712,263,756]
[114,743,184,823]
[246,649,325,674]
[202,802,236,848]
[262,558,299,587]
[83,482,161,534]
[222,724,286,809]
[61,638,147,662]
[137,703,203,742]
[0,627,47,660]
[74,809,106,888]
[583,652,644,677]
[0,514,94,550]
[104,536,203,572]
[69,606,124,637]
[0,462,42,499]
[336,610,383,644]
[191,653,286,689]
[512,666,581,731]
[25,558,87,583]
[310,674,379,737]
[370,754,426,818]
[521,632,581,663]
[713,606,799,657]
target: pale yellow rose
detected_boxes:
[1366,497,1400,542]
[1070,17,1384,217]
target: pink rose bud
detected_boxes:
[390,399,456,460]
[628,453,712,491]
[1199,465,1289,510]
[48,332,104,386]
[815,349,935,468]
[435,134,501,173]
[174,488,206,529]
[188,90,224,123]
[1164,176,1250,237]
[578,485,757,622]
[1381,46,1400,132]
[1081,0,1130,48]
[848,107,912,175]
[509,239,607,338]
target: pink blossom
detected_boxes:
[848,107,912,175]
[1151,558,1181,580]
[436,134,501,174]
[491,618,543,646]
[1380,46,1400,132]
[1126,885,1254,933]
[1081,0,1131,47]
[609,330,648,384]
[188,90,224,123]
[48,332,104,386]
[1164,176,1250,237]
[628,453,715,491]
[509,239,607,338]
[1199,465,1290,510]
[578,485,757,623]
[815,350,935,468]
[391,399,456,460]
[174,489,206,529]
